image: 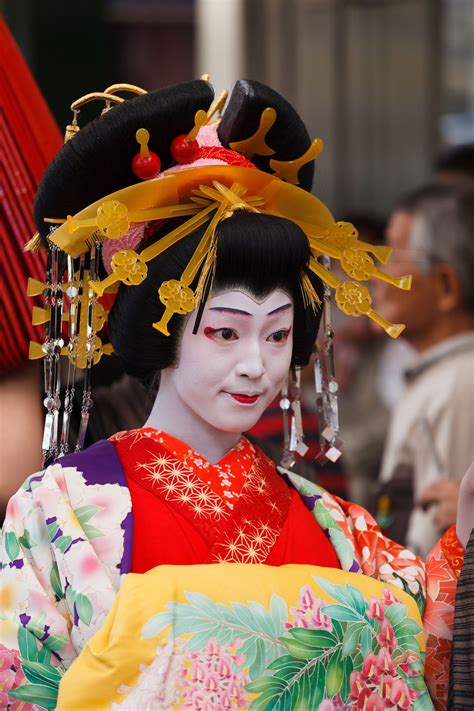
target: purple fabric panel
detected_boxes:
[300,493,322,510]
[55,441,133,574]
[58,440,127,487]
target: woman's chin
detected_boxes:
[210,412,263,434]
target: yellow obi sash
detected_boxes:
[57,564,432,710]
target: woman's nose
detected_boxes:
[235,342,265,379]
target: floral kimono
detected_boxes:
[1,428,463,710]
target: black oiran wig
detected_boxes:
[34,79,324,384]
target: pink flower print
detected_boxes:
[204,671,220,694]
[354,687,382,711]
[192,660,208,683]
[349,670,369,699]
[398,652,421,678]
[367,596,385,622]
[377,618,398,653]
[285,586,333,631]
[216,656,232,679]
[379,672,395,699]
[375,647,395,676]
[382,587,399,606]
[178,637,249,709]
[349,633,421,711]
[206,638,221,656]
[330,693,352,711]
[0,645,27,710]
[364,691,386,711]
[390,678,418,708]
[301,586,315,609]
[362,653,381,685]
[318,700,336,711]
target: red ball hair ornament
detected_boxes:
[131,128,161,180]
[170,109,207,165]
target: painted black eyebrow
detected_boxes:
[267,303,292,316]
[208,307,251,316]
[208,303,292,316]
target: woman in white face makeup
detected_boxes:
[2,79,469,710]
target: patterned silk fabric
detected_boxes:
[111,428,339,571]
[57,563,431,710]
[0,433,464,710]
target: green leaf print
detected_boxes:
[55,534,73,554]
[66,584,76,608]
[142,591,289,681]
[407,674,429,692]
[281,637,329,661]
[82,522,103,539]
[46,521,60,541]
[4,531,20,561]
[18,625,39,663]
[266,654,307,680]
[341,655,354,702]
[326,648,344,697]
[8,683,58,709]
[13,627,64,711]
[287,627,336,647]
[21,659,62,689]
[413,691,436,710]
[393,617,422,638]
[248,655,327,710]
[341,622,364,658]
[316,577,368,617]
[320,604,362,622]
[75,593,94,625]
[326,527,358,570]
[393,572,426,615]
[73,504,101,525]
[42,633,69,652]
[313,501,340,530]
[246,676,282,694]
[50,561,63,599]
[18,529,33,550]
[37,645,52,666]
[384,602,408,627]
[360,626,372,657]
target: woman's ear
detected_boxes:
[432,262,464,313]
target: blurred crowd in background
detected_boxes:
[1,0,473,558]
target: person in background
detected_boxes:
[375,183,474,557]
[413,144,474,533]
[331,214,414,511]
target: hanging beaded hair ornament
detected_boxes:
[26,80,411,466]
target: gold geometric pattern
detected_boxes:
[210,454,282,563]
[238,457,270,501]
[213,519,279,564]
[135,450,229,521]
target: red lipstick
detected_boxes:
[228,393,260,404]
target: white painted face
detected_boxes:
[168,289,294,433]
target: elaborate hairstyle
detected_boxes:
[34,81,215,237]
[34,79,324,383]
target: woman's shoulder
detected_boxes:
[5,438,130,523]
